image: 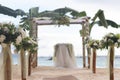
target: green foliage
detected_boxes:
[86,39,100,49]
[20,17,30,30]
[78,11,87,17]
[92,9,108,28]
[0,5,25,17]
[0,23,21,44]
[100,33,120,49]
[89,9,120,34]
[91,20,119,28]
[29,7,39,18]
[14,37,38,52]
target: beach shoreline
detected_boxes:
[12,65,120,80]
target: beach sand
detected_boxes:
[12,65,120,80]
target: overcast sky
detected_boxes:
[0,0,120,56]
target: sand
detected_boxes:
[12,65,120,80]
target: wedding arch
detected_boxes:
[30,15,90,67]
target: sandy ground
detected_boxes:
[12,65,120,80]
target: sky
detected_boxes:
[0,0,120,56]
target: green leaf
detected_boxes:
[92,9,108,28]
[93,20,119,28]
[29,7,39,18]
[78,11,87,17]
[39,11,60,18]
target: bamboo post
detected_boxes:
[30,19,38,68]
[3,44,12,80]
[82,37,86,68]
[91,48,96,73]
[87,48,91,68]
[20,49,26,80]
[108,45,114,80]
[28,52,32,76]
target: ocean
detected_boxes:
[12,54,120,68]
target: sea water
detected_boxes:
[12,54,120,68]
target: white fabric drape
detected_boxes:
[0,52,4,80]
[54,43,77,68]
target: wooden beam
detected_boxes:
[33,17,90,25]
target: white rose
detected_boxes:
[103,38,107,42]
[30,39,37,44]
[93,42,98,46]
[0,35,6,43]
[86,44,90,48]
[3,27,9,33]
[115,42,118,47]
[109,34,114,37]
[118,39,120,43]
[17,27,26,38]
[28,40,32,44]
[16,36,22,45]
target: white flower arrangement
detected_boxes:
[16,35,22,45]
[17,27,26,38]
[0,23,21,44]
[14,37,38,53]
[86,39,100,49]
[100,33,120,49]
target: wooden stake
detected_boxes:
[108,46,114,80]
[92,49,96,73]
[20,49,26,80]
[3,44,12,80]
[82,37,86,68]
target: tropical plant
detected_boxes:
[20,7,39,31]
[14,37,38,52]
[90,9,120,33]
[100,33,120,49]
[0,4,25,17]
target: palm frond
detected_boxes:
[15,9,26,16]
[38,11,60,18]
[94,20,119,28]
[0,5,17,17]
[92,9,108,28]
[29,7,39,18]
